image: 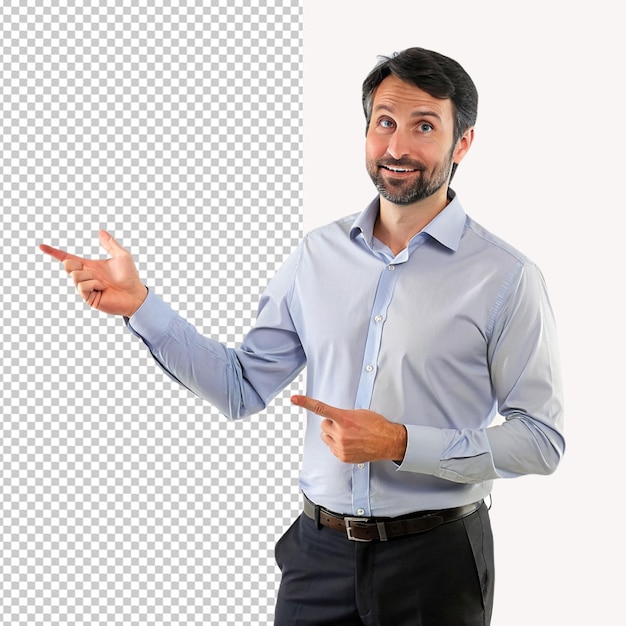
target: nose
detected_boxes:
[386,127,412,160]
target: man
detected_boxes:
[41,47,565,625]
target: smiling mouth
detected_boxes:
[381,165,420,173]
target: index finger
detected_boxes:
[39,243,79,263]
[291,395,343,421]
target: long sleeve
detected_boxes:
[126,248,306,420]
[399,262,565,483]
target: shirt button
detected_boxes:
[357,463,365,469]
[374,315,383,323]
[387,264,395,271]
[357,508,365,516]
[365,365,374,372]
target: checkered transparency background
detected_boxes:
[1,1,303,624]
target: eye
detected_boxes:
[418,122,434,133]
[378,117,395,129]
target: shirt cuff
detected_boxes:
[397,424,445,475]
[126,289,176,341]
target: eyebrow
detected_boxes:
[373,104,443,122]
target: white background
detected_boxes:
[303,2,624,624]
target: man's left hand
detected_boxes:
[291,395,407,464]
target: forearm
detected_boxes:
[126,290,266,418]
[398,414,565,483]
[127,289,306,419]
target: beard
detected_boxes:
[366,148,455,206]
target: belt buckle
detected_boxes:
[343,517,372,542]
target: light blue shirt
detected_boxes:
[128,192,565,517]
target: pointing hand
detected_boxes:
[40,230,148,317]
[291,395,407,464]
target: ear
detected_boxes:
[452,127,474,165]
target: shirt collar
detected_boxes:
[349,189,467,253]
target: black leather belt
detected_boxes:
[303,495,483,542]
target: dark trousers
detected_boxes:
[274,502,494,626]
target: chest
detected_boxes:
[291,244,499,366]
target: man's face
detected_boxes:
[365,75,463,206]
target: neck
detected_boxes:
[374,187,450,256]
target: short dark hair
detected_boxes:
[362,47,478,145]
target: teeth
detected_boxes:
[386,166,412,172]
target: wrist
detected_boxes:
[390,423,408,463]
[127,285,148,317]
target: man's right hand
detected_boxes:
[40,229,148,318]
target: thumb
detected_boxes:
[98,229,127,257]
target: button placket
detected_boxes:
[351,259,401,517]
